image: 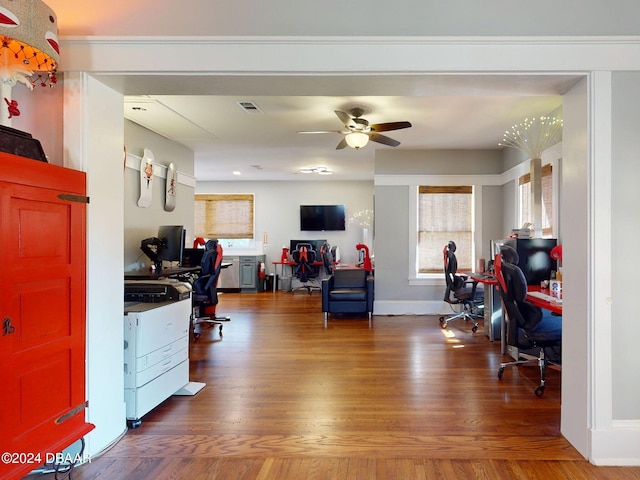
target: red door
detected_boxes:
[0,153,94,480]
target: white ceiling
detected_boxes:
[120,74,582,182]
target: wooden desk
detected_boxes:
[526,286,563,315]
[333,263,373,271]
[467,271,497,285]
[468,272,500,342]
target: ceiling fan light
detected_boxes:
[346,132,369,149]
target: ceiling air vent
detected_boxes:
[236,101,263,114]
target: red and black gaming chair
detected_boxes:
[191,239,230,340]
[291,243,320,294]
[439,241,483,332]
[495,245,562,397]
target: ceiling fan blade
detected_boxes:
[336,137,348,149]
[335,110,353,128]
[369,133,401,147]
[369,121,412,133]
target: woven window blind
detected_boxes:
[194,194,254,239]
[418,186,473,273]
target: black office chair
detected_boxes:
[291,243,320,294]
[439,241,483,332]
[495,245,562,397]
[191,239,230,340]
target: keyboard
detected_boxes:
[528,290,563,304]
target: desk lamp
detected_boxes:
[0,0,59,127]
[550,245,563,263]
[356,243,372,272]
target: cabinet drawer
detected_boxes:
[240,256,256,263]
[135,335,188,373]
[125,359,189,420]
[125,343,188,388]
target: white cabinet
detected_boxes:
[124,298,191,427]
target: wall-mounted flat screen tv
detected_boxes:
[300,205,346,231]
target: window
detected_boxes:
[418,186,473,274]
[518,164,553,237]
[194,194,254,239]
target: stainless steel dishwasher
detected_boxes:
[219,256,240,290]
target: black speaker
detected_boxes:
[0,125,47,162]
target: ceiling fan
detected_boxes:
[298,107,412,150]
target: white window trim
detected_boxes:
[512,143,563,239]
[378,163,560,288]
[405,175,487,286]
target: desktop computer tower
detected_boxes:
[504,238,557,285]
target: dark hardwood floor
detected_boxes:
[46,291,640,479]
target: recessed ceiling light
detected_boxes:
[232,171,241,175]
[299,166,333,175]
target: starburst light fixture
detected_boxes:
[499,116,563,159]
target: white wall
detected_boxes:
[373,150,506,313]
[48,0,640,37]
[559,76,591,460]
[611,72,640,420]
[123,120,195,270]
[63,74,127,456]
[196,180,374,269]
[12,80,64,164]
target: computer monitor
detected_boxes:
[140,225,185,271]
[158,225,186,264]
[504,238,557,285]
[182,247,204,267]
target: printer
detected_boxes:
[124,280,192,303]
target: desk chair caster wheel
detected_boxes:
[498,367,504,379]
[471,323,479,333]
[439,317,447,329]
[193,332,201,341]
[535,386,545,397]
[127,419,142,429]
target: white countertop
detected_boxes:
[222,249,265,256]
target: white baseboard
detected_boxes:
[590,422,640,465]
[373,300,448,316]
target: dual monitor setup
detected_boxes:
[140,225,186,272]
